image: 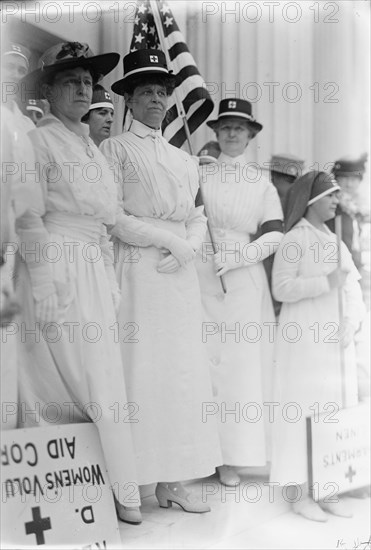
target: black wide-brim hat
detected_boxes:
[111,49,177,96]
[20,42,120,100]
[207,98,263,137]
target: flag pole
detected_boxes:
[149,0,227,293]
[335,214,346,409]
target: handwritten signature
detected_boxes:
[336,536,371,550]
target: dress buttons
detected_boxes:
[211,356,220,366]
[180,203,184,208]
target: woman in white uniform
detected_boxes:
[1,43,42,430]
[17,42,140,524]
[196,99,284,486]
[100,49,222,514]
[270,171,365,521]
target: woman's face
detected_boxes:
[87,107,114,146]
[309,191,340,222]
[1,53,28,84]
[216,117,252,157]
[44,67,93,122]
[126,83,168,129]
[336,175,362,197]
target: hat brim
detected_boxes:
[20,53,120,100]
[207,115,263,137]
[111,69,178,96]
[333,169,365,178]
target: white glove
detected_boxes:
[35,292,60,324]
[157,254,180,274]
[187,235,202,253]
[166,236,195,266]
[214,231,283,276]
[327,267,350,290]
[214,249,244,276]
[338,317,357,348]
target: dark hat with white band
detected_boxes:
[111,49,176,96]
[89,84,114,111]
[206,98,263,136]
[2,43,31,67]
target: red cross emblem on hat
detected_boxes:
[104,92,110,100]
[29,99,37,105]
[12,45,21,52]
[149,55,158,63]
[228,101,237,109]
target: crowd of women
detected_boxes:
[1,40,368,526]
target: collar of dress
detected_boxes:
[38,113,91,139]
[218,152,247,166]
[297,217,333,236]
[130,119,162,139]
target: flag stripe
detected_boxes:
[168,41,189,61]
[126,0,214,148]
[165,88,213,126]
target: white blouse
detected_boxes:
[100,119,206,248]
[28,114,117,224]
[199,152,283,236]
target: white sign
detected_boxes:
[1,423,122,549]
[307,403,370,501]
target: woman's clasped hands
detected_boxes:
[157,235,196,274]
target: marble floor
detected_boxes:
[118,472,370,549]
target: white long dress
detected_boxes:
[100,119,222,485]
[196,153,283,466]
[0,101,41,431]
[16,114,139,506]
[270,218,364,486]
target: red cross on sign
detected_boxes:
[345,465,356,483]
[25,506,52,545]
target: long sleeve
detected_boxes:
[272,232,330,303]
[15,142,56,302]
[245,230,283,265]
[110,209,177,249]
[186,205,207,251]
[101,136,186,250]
[341,243,366,330]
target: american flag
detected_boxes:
[127,0,214,149]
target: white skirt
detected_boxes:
[114,218,222,485]
[17,215,139,506]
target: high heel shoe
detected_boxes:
[115,503,142,525]
[155,482,211,513]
